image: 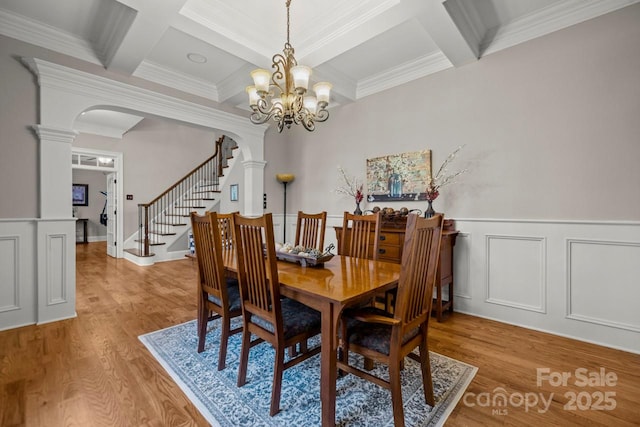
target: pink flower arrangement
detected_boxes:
[355,185,364,203]
[425,187,439,202]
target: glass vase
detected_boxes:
[354,202,362,215]
[424,200,435,218]
[388,173,403,198]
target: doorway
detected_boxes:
[71,148,124,258]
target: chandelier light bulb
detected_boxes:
[251,69,271,93]
[313,82,332,105]
[291,65,311,92]
[246,86,259,106]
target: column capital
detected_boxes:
[32,125,78,143]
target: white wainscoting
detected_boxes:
[453,219,640,354]
[277,214,640,354]
[0,221,36,330]
[0,218,77,331]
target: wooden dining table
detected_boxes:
[220,249,402,426]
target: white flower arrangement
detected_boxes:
[334,167,364,203]
[426,145,467,201]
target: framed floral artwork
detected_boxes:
[366,150,431,202]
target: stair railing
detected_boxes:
[134,135,231,257]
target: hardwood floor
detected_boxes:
[1,242,638,426]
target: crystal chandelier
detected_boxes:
[246,0,332,132]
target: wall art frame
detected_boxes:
[366,150,432,202]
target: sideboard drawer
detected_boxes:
[377,245,401,261]
[378,232,403,246]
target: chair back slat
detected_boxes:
[394,214,443,332]
[216,211,237,250]
[295,211,327,251]
[233,213,282,331]
[340,211,381,260]
[190,212,227,300]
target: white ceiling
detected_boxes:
[1,0,637,136]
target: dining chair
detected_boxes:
[190,212,243,370]
[232,212,322,416]
[294,211,327,251]
[339,211,382,260]
[337,213,444,427]
[215,211,237,249]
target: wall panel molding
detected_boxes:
[566,238,640,332]
[453,218,640,354]
[46,233,68,305]
[453,232,472,300]
[36,220,76,325]
[0,236,20,312]
[485,234,547,313]
[0,221,36,331]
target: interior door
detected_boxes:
[106,173,117,257]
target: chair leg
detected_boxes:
[389,360,405,427]
[364,357,374,371]
[217,316,230,370]
[270,345,285,416]
[237,327,251,387]
[197,304,208,353]
[419,340,435,406]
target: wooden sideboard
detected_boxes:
[334,219,458,321]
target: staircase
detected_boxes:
[124,135,238,265]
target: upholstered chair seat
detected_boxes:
[344,307,419,356]
[207,278,241,312]
[252,298,321,339]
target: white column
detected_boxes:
[33,125,78,324]
[241,160,267,217]
[33,126,78,217]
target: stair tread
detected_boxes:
[155,222,187,226]
[149,231,176,236]
[124,248,155,257]
[174,206,205,209]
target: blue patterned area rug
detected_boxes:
[139,320,477,427]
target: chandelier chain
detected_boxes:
[286,0,291,45]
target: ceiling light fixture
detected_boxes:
[246,0,332,132]
[187,53,207,64]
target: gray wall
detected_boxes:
[1,5,639,222]
[264,4,640,222]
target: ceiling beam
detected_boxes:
[417,0,480,67]
[104,0,188,74]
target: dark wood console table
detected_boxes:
[334,219,458,321]
[76,218,89,244]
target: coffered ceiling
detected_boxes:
[1,0,637,134]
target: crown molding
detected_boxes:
[23,57,266,140]
[133,60,219,102]
[481,0,640,56]
[357,52,451,99]
[216,63,256,103]
[297,0,399,56]
[0,10,101,65]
